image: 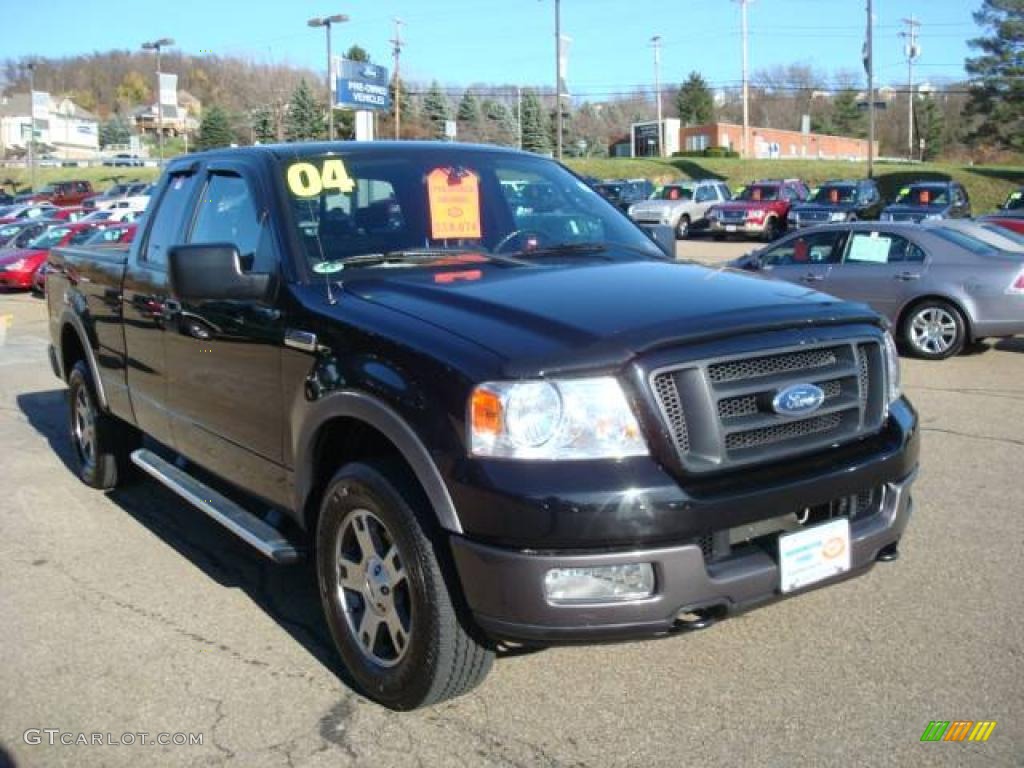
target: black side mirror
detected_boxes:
[169,243,271,302]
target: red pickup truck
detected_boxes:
[22,180,95,207]
[706,179,809,241]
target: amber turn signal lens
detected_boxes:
[471,387,503,436]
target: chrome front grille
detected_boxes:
[650,339,886,473]
[800,210,829,222]
[719,209,747,222]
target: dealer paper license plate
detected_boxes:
[778,518,850,593]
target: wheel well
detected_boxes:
[896,295,973,340]
[60,323,85,382]
[304,417,428,534]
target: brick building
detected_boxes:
[678,121,877,161]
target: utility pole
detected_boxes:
[141,38,174,165]
[26,61,36,193]
[308,14,349,141]
[900,15,921,161]
[651,35,663,157]
[390,17,404,140]
[554,0,563,159]
[866,0,875,178]
[737,0,751,159]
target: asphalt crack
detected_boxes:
[921,426,1024,448]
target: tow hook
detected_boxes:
[675,608,720,632]
[876,542,900,562]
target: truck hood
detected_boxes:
[883,203,950,217]
[714,200,783,212]
[342,258,879,376]
[630,200,689,215]
[792,202,857,214]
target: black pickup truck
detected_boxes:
[46,142,918,710]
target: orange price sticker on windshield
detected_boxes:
[427,168,482,240]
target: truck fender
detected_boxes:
[58,308,109,410]
[293,390,462,533]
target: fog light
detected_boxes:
[543,563,655,603]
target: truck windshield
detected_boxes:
[277,149,662,270]
[897,186,949,206]
[811,185,856,203]
[737,185,779,202]
[657,186,693,201]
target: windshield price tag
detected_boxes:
[287,159,356,197]
[427,168,482,240]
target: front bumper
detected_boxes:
[708,218,768,236]
[0,270,33,289]
[452,467,916,643]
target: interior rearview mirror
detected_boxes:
[168,244,271,302]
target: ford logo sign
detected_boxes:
[772,383,825,417]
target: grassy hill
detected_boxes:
[566,157,1024,215]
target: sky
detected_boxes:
[2,0,981,97]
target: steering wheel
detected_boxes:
[492,229,549,254]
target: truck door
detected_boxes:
[122,168,199,446]
[164,162,287,506]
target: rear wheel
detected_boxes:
[67,360,140,489]
[675,214,691,239]
[901,300,966,360]
[316,462,493,710]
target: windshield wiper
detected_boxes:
[322,248,519,270]
[506,240,665,261]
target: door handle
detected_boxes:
[894,272,921,281]
[800,273,825,282]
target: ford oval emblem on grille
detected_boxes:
[772,383,825,417]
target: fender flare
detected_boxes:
[293,390,461,533]
[58,308,109,410]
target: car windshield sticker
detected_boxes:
[287,159,356,198]
[898,186,910,200]
[312,261,345,274]
[427,167,482,240]
[829,188,839,203]
[751,188,762,201]
[848,233,891,263]
[1010,192,1022,200]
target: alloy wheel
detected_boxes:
[72,386,96,466]
[910,307,958,355]
[334,508,412,667]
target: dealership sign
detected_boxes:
[335,59,391,111]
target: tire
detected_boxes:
[901,300,966,360]
[675,214,691,239]
[316,461,494,710]
[761,217,780,242]
[67,360,140,489]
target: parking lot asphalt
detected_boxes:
[1,241,1022,767]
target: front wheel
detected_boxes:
[902,300,966,360]
[316,462,493,710]
[675,214,691,239]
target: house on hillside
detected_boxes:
[131,90,201,138]
[0,93,99,160]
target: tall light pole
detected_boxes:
[308,14,349,141]
[900,16,921,161]
[737,0,752,159]
[554,0,563,159]
[141,37,174,165]
[866,0,875,178]
[391,17,404,140]
[25,61,36,193]
[651,35,663,157]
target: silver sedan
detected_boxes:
[730,221,1024,360]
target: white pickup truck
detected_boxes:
[628,179,732,239]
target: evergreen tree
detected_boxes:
[481,99,516,145]
[285,79,326,142]
[422,81,451,139]
[519,90,550,153]
[457,91,481,126]
[917,95,944,160]
[344,45,370,63]
[252,106,275,144]
[675,71,714,125]
[99,115,131,148]
[831,88,865,137]
[965,0,1024,152]
[197,105,234,150]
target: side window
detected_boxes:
[142,172,198,267]
[781,186,797,202]
[190,173,273,273]
[695,186,713,202]
[718,184,732,200]
[762,231,845,267]
[844,232,919,265]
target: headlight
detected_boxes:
[469,377,648,460]
[924,213,943,220]
[627,205,637,217]
[4,258,27,271]
[829,211,847,222]
[746,208,766,220]
[881,213,893,222]
[882,331,902,406]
